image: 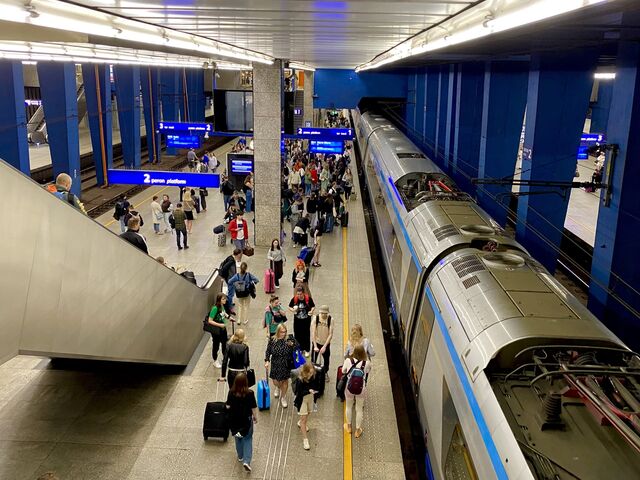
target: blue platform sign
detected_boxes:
[310,140,343,154]
[294,127,353,140]
[230,159,253,174]
[157,121,213,133]
[108,169,220,188]
[577,132,605,160]
[166,134,201,149]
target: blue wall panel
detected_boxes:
[313,69,408,109]
[113,65,141,168]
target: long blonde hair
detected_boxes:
[300,362,315,382]
[183,189,192,202]
[350,324,364,345]
[230,329,246,344]
[273,323,288,339]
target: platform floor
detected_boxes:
[0,140,405,479]
[564,159,601,247]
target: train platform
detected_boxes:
[0,140,405,479]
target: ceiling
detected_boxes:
[68,0,478,68]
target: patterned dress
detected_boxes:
[265,338,295,381]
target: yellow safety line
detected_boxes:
[342,226,353,480]
[102,185,169,227]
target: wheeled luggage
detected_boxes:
[257,378,271,411]
[298,246,315,265]
[264,268,275,294]
[336,366,345,400]
[194,196,201,214]
[341,211,349,227]
[217,233,227,247]
[213,224,225,234]
[324,215,335,233]
[313,363,326,398]
[203,402,229,441]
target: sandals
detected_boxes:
[355,428,363,438]
[343,423,352,434]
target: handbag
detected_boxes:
[292,347,306,369]
[243,246,255,257]
[246,368,256,387]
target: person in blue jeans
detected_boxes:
[226,373,258,472]
[244,173,254,214]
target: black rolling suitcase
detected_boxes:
[312,363,326,398]
[203,402,229,441]
[341,211,349,228]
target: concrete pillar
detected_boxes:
[113,65,141,169]
[452,63,484,193]
[589,42,640,349]
[515,51,598,272]
[253,60,283,246]
[303,71,314,127]
[0,61,29,174]
[477,61,528,227]
[141,66,161,164]
[37,62,81,196]
[82,64,113,185]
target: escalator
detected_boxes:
[0,159,221,366]
[27,84,88,144]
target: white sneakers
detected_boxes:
[280,397,288,408]
[303,438,310,450]
[214,360,222,368]
[274,386,280,398]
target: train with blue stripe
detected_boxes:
[353,106,640,479]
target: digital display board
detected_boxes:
[227,153,254,175]
[107,170,220,188]
[310,140,343,154]
[166,134,201,149]
[577,132,605,160]
[157,121,213,133]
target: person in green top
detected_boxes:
[207,293,234,368]
[264,295,287,338]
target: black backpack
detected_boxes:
[169,214,176,229]
[113,201,125,220]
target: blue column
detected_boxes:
[590,79,613,134]
[589,42,640,348]
[141,66,160,164]
[406,70,417,135]
[443,64,458,172]
[82,64,112,185]
[452,63,484,193]
[0,61,29,174]
[37,62,81,196]
[477,61,528,226]
[113,65,141,169]
[435,66,451,166]
[515,52,598,272]
[187,69,205,123]
[424,66,439,159]
[179,68,189,122]
[160,68,180,155]
[415,68,426,142]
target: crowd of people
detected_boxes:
[47,115,376,466]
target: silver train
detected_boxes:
[353,108,640,479]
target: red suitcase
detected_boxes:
[264,268,275,294]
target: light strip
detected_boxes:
[0,42,211,68]
[355,0,610,72]
[288,62,316,72]
[0,0,274,65]
[594,72,616,79]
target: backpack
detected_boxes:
[233,274,251,298]
[113,201,126,220]
[315,315,331,328]
[169,214,176,229]
[346,360,366,395]
[54,191,75,207]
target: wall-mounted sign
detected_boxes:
[157,121,213,133]
[107,169,220,188]
[230,159,253,174]
[294,127,353,140]
[578,132,605,160]
[166,134,201,149]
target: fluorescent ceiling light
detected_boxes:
[594,72,616,79]
[288,62,316,72]
[0,0,274,65]
[355,0,610,72]
[0,41,215,68]
[216,61,252,71]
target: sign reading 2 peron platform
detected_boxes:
[294,127,353,140]
[156,122,213,133]
[107,170,220,188]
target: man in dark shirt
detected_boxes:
[119,217,148,254]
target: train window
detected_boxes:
[409,293,434,389]
[445,425,479,480]
[400,261,419,331]
[391,235,404,292]
[395,173,469,211]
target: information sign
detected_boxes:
[310,140,343,154]
[157,121,213,133]
[166,134,201,149]
[577,132,605,160]
[294,127,353,140]
[107,169,220,188]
